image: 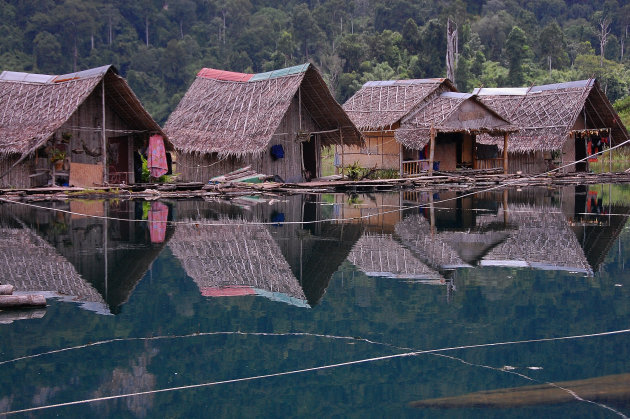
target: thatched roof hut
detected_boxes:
[0,65,165,156]
[343,79,456,131]
[395,92,517,150]
[0,227,108,313]
[347,233,444,280]
[474,80,628,153]
[342,79,515,174]
[166,63,361,156]
[164,63,362,182]
[168,219,308,307]
[0,65,171,187]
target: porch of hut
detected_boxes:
[395,92,516,176]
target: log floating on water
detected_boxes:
[0,285,14,295]
[0,294,46,308]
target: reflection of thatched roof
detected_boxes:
[395,215,470,270]
[343,79,456,131]
[164,63,362,157]
[169,219,307,305]
[438,230,510,265]
[575,205,630,272]
[0,65,169,157]
[395,92,516,150]
[0,227,105,306]
[475,80,628,152]
[348,233,443,280]
[481,204,593,274]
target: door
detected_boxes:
[108,136,130,183]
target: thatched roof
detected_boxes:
[395,215,471,270]
[475,79,628,153]
[0,227,107,310]
[343,79,456,131]
[395,92,517,149]
[480,203,593,274]
[164,63,362,157]
[0,65,169,157]
[168,219,308,306]
[347,233,444,280]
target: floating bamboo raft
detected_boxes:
[2,172,630,202]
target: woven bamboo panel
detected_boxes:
[69,162,102,187]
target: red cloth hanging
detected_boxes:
[147,134,168,178]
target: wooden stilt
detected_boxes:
[428,125,436,176]
[102,79,108,185]
[503,133,509,174]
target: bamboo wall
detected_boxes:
[339,130,400,171]
[177,94,319,183]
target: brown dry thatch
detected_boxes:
[342,79,456,131]
[475,80,628,152]
[395,92,517,149]
[395,215,471,270]
[168,218,307,305]
[480,203,593,274]
[164,63,362,157]
[0,227,106,307]
[0,65,169,157]
[347,233,444,280]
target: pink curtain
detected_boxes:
[147,134,168,178]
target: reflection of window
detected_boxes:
[360,137,379,155]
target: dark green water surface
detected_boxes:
[0,185,629,418]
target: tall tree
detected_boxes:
[505,26,528,86]
[539,20,568,75]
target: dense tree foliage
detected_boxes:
[0,0,629,124]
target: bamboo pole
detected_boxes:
[340,130,344,179]
[0,285,14,295]
[503,133,509,174]
[428,125,435,176]
[0,294,46,308]
[102,79,108,184]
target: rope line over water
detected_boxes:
[1,327,628,416]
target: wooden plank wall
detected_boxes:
[177,94,319,182]
[0,155,33,188]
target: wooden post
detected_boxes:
[340,130,344,179]
[503,133,509,174]
[609,131,613,173]
[102,79,108,185]
[429,193,435,234]
[399,144,403,177]
[428,125,436,176]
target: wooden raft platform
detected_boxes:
[1,172,630,202]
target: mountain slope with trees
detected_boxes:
[1,0,628,124]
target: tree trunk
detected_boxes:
[145,15,149,47]
[180,20,184,39]
[109,16,113,45]
[73,36,78,72]
[548,55,552,75]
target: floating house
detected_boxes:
[342,79,516,176]
[475,79,629,174]
[164,63,363,183]
[0,65,171,188]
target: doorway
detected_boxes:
[302,135,317,181]
[108,136,130,183]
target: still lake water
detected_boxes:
[0,185,629,418]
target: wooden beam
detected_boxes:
[102,79,108,185]
[503,133,509,174]
[428,125,435,176]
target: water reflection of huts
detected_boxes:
[169,196,363,307]
[344,187,630,284]
[0,200,174,314]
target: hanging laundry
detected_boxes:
[147,134,168,178]
[270,144,284,160]
[148,201,169,243]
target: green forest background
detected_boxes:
[1,0,629,126]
